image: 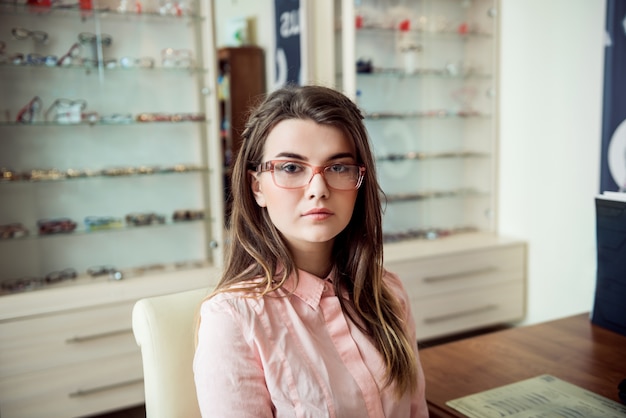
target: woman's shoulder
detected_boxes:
[382,268,405,292]
[200,278,277,317]
[201,280,259,306]
[382,268,411,307]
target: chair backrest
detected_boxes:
[132,287,209,418]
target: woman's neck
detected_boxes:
[290,242,333,279]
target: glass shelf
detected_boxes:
[0,1,204,22]
[356,68,492,79]
[0,62,208,74]
[0,257,210,296]
[0,165,208,183]
[364,111,491,120]
[386,188,489,203]
[0,217,206,243]
[382,225,479,243]
[355,26,493,39]
[376,150,490,162]
[0,118,207,127]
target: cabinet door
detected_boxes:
[0,0,223,295]
[335,0,499,243]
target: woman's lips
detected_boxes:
[303,208,333,220]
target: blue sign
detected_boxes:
[601,0,626,192]
[274,0,301,87]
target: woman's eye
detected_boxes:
[328,164,348,173]
[277,162,303,173]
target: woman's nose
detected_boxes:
[306,172,329,199]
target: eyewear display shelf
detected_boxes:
[0,2,223,417]
[334,0,527,340]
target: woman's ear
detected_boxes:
[249,170,267,207]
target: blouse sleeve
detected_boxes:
[193,296,274,417]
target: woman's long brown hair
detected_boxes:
[210,84,418,398]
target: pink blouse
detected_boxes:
[193,269,429,418]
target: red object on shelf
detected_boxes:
[26,0,51,7]
[458,22,469,34]
[355,15,363,29]
[79,0,92,10]
[398,19,411,31]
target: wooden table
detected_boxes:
[419,313,626,417]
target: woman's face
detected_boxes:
[251,118,360,255]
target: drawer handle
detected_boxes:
[69,378,143,397]
[423,266,497,283]
[423,304,498,324]
[65,328,132,344]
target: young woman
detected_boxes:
[193,85,428,417]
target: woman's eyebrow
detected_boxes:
[274,152,306,160]
[328,152,357,161]
[273,152,356,161]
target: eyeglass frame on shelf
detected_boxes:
[57,42,82,67]
[78,32,113,47]
[16,96,43,123]
[11,27,49,43]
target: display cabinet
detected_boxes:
[332,0,526,339]
[336,0,499,241]
[0,1,222,416]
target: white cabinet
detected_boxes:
[0,1,222,416]
[0,266,220,417]
[385,234,526,341]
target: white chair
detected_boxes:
[132,287,210,418]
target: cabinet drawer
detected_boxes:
[388,244,525,298]
[0,302,137,378]
[414,280,525,341]
[0,351,144,418]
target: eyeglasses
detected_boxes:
[78,32,113,47]
[256,160,366,190]
[118,56,155,69]
[57,43,81,67]
[12,27,49,43]
[82,58,118,69]
[1,268,77,293]
[25,53,57,66]
[87,265,123,280]
[161,48,193,68]
[16,96,43,123]
[44,98,88,122]
[37,218,77,235]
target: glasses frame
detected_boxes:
[16,96,43,123]
[256,160,366,190]
[78,32,113,47]
[44,98,88,122]
[57,42,81,67]
[11,27,49,43]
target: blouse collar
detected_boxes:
[280,268,335,309]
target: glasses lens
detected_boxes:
[45,271,62,283]
[271,161,362,190]
[323,164,362,190]
[29,97,42,114]
[272,161,309,188]
[102,34,113,46]
[32,30,48,43]
[11,27,30,40]
[138,57,155,68]
[78,32,94,43]
[70,43,81,57]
